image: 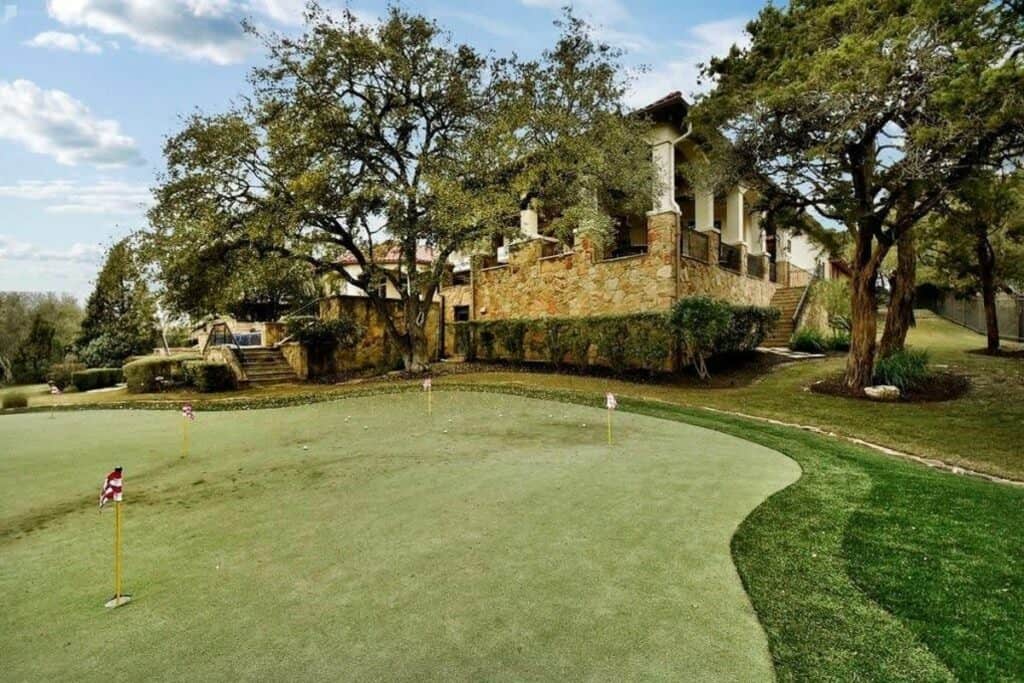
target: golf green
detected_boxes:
[0,391,799,681]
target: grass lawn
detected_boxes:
[0,391,798,681]
[439,314,1024,481]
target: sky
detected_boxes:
[0,0,761,301]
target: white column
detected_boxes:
[694,189,715,232]
[649,141,679,215]
[747,211,763,254]
[776,227,792,262]
[724,187,745,245]
[520,206,538,238]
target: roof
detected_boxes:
[337,245,435,267]
[634,91,689,127]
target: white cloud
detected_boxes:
[0,80,143,167]
[0,234,104,264]
[46,0,255,64]
[246,0,305,25]
[626,17,751,108]
[1,4,16,24]
[0,180,151,214]
[25,31,103,54]
[521,0,628,25]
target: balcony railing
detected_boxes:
[770,262,778,283]
[747,254,765,279]
[719,242,742,273]
[680,229,710,262]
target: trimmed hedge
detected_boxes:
[71,368,123,392]
[2,391,28,409]
[123,354,199,393]
[453,299,777,376]
[183,361,237,392]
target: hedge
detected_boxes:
[71,368,123,392]
[453,299,777,376]
[183,361,237,392]
[123,354,198,393]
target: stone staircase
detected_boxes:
[763,286,808,347]
[238,347,298,384]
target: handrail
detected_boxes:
[202,321,247,365]
[792,275,818,326]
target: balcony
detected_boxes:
[719,242,742,273]
[680,228,710,262]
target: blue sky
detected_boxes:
[0,0,761,300]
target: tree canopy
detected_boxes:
[148,5,653,370]
[692,0,1024,389]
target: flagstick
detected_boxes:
[181,417,189,458]
[104,501,130,608]
[428,386,432,415]
[607,407,612,445]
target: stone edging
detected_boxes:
[700,406,1024,489]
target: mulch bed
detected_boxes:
[810,371,970,403]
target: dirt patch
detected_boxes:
[810,371,970,403]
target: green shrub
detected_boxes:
[495,320,528,362]
[790,328,827,353]
[183,361,237,392]
[71,368,123,392]
[720,306,780,352]
[564,321,592,368]
[478,328,496,360]
[542,320,570,367]
[874,347,930,391]
[454,323,474,359]
[593,317,632,374]
[286,316,363,348]
[623,313,675,374]
[670,297,733,379]
[123,356,191,393]
[48,361,86,390]
[2,391,28,409]
[827,330,851,351]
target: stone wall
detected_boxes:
[318,295,441,375]
[441,211,778,354]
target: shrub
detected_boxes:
[874,347,930,391]
[564,321,592,368]
[478,328,496,360]
[623,313,674,374]
[827,330,851,351]
[790,328,827,353]
[78,332,141,369]
[719,305,780,353]
[183,361,236,392]
[592,316,632,374]
[123,356,194,393]
[48,361,86,390]
[670,297,733,379]
[495,320,529,362]
[542,319,571,367]
[71,368,123,392]
[286,316,363,349]
[454,323,474,359]
[2,391,28,409]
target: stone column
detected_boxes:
[723,186,745,246]
[650,141,679,215]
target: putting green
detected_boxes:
[0,391,799,681]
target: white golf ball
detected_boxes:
[302,445,308,451]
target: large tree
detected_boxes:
[921,170,1024,352]
[77,238,157,367]
[0,292,82,384]
[692,0,1024,390]
[148,6,653,371]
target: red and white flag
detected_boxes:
[49,384,62,395]
[99,467,123,509]
[606,392,617,410]
[422,377,432,391]
[182,403,195,421]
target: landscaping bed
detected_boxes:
[810,371,971,402]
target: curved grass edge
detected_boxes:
[5,382,1020,679]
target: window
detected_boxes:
[452,270,471,286]
[454,305,470,322]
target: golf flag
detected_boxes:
[422,377,432,391]
[606,392,617,410]
[182,403,195,421]
[49,384,62,395]
[99,466,123,509]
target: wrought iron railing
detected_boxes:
[680,229,710,262]
[769,262,778,283]
[747,254,765,279]
[719,242,742,272]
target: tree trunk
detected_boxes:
[879,229,916,357]
[398,297,431,373]
[977,234,1000,353]
[845,225,889,393]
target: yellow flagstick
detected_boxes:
[104,500,130,608]
[607,406,612,445]
[181,416,189,458]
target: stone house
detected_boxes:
[439,92,836,353]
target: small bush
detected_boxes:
[479,328,496,360]
[790,328,827,353]
[827,331,851,352]
[286,316,363,348]
[2,391,28,409]
[454,323,474,359]
[495,320,528,362]
[71,368,123,392]
[874,348,930,391]
[670,297,733,379]
[593,317,631,374]
[183,361,236,392]
[720,306,780,352]
[48,361,86,390]
[123,356,190,393]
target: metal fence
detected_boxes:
[719,242,742,272]
[680,228,710,262]
[933,291,1024,341]
[747,254,765,279]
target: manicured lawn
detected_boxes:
[0,392,797,681]
[441,314,1024,480]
